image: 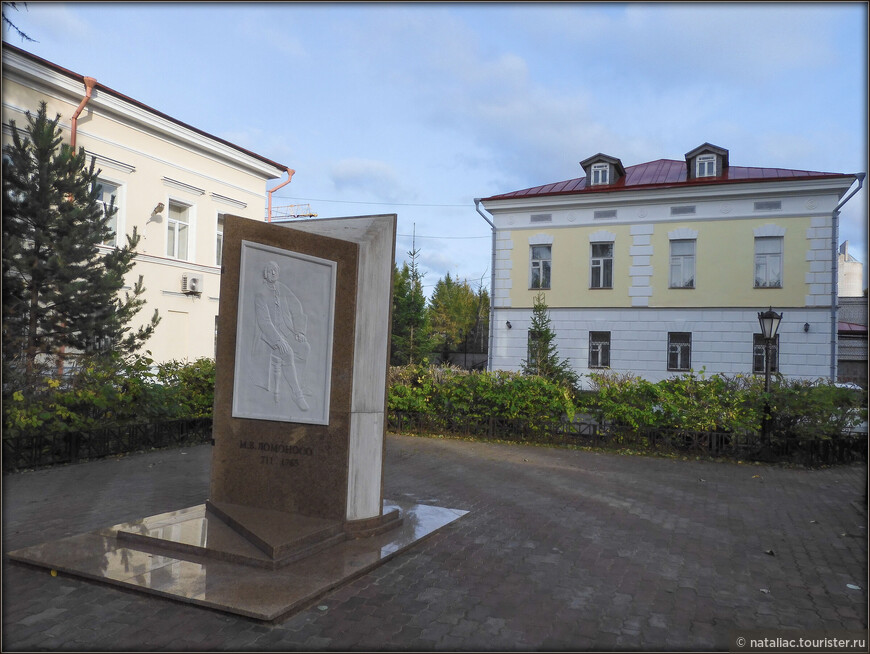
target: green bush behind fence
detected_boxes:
[3,358,866,469]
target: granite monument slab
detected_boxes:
[7,214,468,621]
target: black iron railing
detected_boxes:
[4,411,864,472]
[388,411,867,466]
[2,417,213,472]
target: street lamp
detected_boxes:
[757,307,783,443]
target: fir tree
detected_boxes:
[2,102,159,385]
[429,272,471,362]
[428,271,490,365]
[391,246,433,365]
[469,276,490,355]
[521,292,579,391]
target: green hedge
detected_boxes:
[3,354,215,439]
[388,364,575,436]
[389,365,867,444]
[5,357,865,450]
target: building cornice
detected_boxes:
[481,177,855,214]
[2,46,287,180]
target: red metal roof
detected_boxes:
[3,43,289,174]
[838,321,868,334]
[483,157,853,202]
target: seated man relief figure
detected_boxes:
[252,261,310,410]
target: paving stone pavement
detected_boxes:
[2,434,867,651]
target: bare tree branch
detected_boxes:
[2,2,37,43]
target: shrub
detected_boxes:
[154,358,216,418]
[760,377,867,443]
[651,371,759,433]
[583,371,659,430]
[3,354,216,439]
[387,364,575,437]
[584,369,863,440]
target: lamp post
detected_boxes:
[757,307,783,443]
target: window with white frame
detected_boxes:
[530,245,551,289]
[754,236,783,288]
[166,201,190,260]
[668,332,692,371]
[216,213,225,265]
[696,154,716,178]
[669,239,695,288]
[590,163,609,185]
[590,242,613,288]
[753,334,779,374]
[589,331,610,368]
[96,179,119,246]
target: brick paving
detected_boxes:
[2,434,867,651]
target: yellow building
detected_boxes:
[479,144,864,383]
[2,44,290,364]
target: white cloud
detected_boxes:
[329,158,410,202]
[520,4,842,85]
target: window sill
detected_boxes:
[529,287,551,291]
[589,287,613,290]
[668,286,695,290]
[754,285,783,290]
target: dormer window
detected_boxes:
[696,154,716,178]
[591,163,609,186]
[685,143,729,180]
[580,154,625,188]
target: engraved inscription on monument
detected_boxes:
[232,240,336,425]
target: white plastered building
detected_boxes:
[2,43,291,364]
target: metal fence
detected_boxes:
[388,411,868,466]
[2,417,213,473]
[4,412,864,472]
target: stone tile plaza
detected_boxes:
[1,6,867,651]
[3,435,867,651]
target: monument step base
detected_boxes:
[113,502,407,569]
[7,499,468,622]
[345,508,403,538]
[115,504,351,570]
[204,500,350,566]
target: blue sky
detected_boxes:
[4,2,868,294]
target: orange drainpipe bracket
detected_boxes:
[267,168,295,222]
[70,76,97,150]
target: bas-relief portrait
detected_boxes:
[232,241,336,425]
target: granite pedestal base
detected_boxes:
[7,499,467,622]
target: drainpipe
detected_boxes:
[267,168,295,222]
[474,198,496,372]
[829,172,865,381]
[57,76,96,378]
[70,77,97,151]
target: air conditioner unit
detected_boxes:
[181,273,203,294]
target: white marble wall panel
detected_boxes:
[346,412,384,521]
